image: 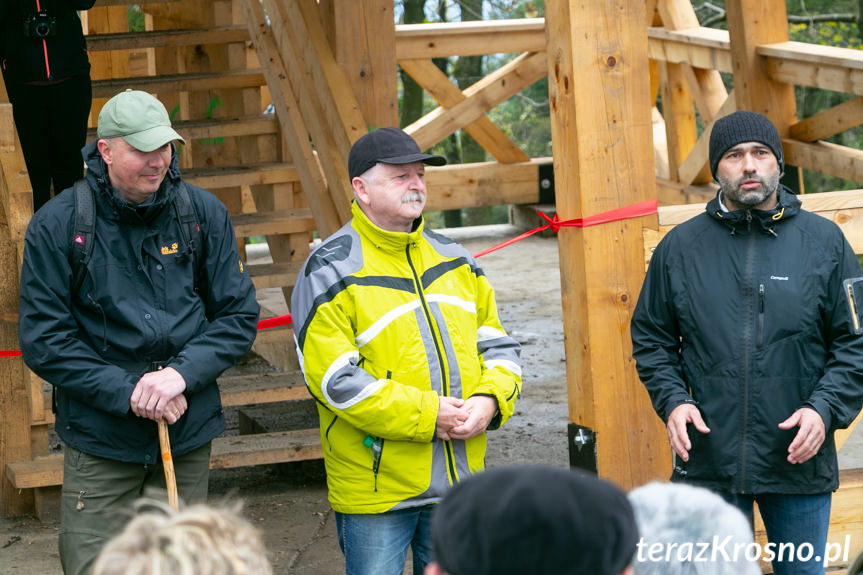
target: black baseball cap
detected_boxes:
[348,127,446,180]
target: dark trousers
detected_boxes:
[4,74,91,211]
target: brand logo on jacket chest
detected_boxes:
[161,242,179,255]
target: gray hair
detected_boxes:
[628,482,761,575]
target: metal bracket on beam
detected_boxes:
[538,161,555,204]
[568,423,597,474]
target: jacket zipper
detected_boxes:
[405,244,458,486]
[739,210,755,492]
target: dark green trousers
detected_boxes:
[58,442,211,575]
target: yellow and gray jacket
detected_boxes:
[291,203,522,513]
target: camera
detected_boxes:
[23,11,57,38]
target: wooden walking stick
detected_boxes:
[158,420,179,511]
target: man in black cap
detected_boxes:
[426,465,637,575]
[291,127,522,575]
[631,110,863,575]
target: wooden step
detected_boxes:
[218,371,309,407]
[86,26,249,52]
[87,114,279,142]
[182,162,298,190]
[231,209,316,237]
[7,429,322,489]
[247,261,304,289]
[92,69,265,99]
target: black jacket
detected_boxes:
[18,141,259,463]
[631,188,863,494]
[0,0,94,82]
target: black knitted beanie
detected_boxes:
[708,110,784,178]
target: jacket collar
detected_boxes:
[706,185,800,236]
[351,201,425,252]
[82,140,183,225]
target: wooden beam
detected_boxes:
[240,0,342,237]
[647,26,733,73]
[783,139,863,186]
[790,96,863,142]
[659,60,697,182]
[762,41,863,96]
[85,26,249,51]
[677,91,737,185]
[423,159,545,211]
[91,69,266,98]
[545,0,668,489]
[326,0,397,129]
[406,51,547,152]
[395,19,546,60]
[399,59,530,164]
[726,0,796,128]
[261,0,366,215]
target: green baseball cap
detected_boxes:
[97,89,185,152]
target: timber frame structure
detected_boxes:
[1,0,862,564]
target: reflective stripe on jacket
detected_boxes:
[291,203,522,513]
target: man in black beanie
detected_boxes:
[426,465,637,575]
[631,110,863,575]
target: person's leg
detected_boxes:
[4,80,53,210]
[409,504,436,575]
[335,508,423,575]
[756,492,831,575]
[144,441,212,505]
[47,75,90,196]
[58,446,147,575]
[713,490,756,527]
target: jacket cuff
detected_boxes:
[418,390,440,442]
[804,399,833,432]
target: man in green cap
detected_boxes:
[18,89,260,575]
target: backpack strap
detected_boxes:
[172,182,203,293]
[71,178,95,293]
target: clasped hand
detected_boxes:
[130,366,188,424]
[435,395,498,441]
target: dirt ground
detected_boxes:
[1,224,861,574]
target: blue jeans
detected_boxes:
[335,505,435,575]
[719,491,832,575]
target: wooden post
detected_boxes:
[725,0,801,192]
[545,0,670,489]
[320,0,397,130]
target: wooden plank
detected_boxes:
[328,0,398,128]
[82,5,131,125]
[659,61,697,182]
[399,58,529,164]
[545,0,667,489]
[85,26,249,52]
[247,261,305,289]
[789,96,863,142]
[396,19,545,60]
[87,114,280,142]
[218,372,310,407]
[0,103,14,153]
[423,159,545,211]
[241,0,344,236]
[646,26,733,73]
[230,209,317,237]
[406,51,547,152]
[182,162,299,190]
[8,429,323,489]
[783,139,863,186]
[91,69,266,99]
[726,0,797,126]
